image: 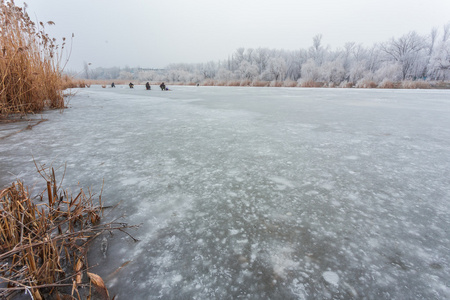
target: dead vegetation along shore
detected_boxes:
[0,0,82,116]
[0,163,139,299]
[81,79,450,89]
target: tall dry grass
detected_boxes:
[0,0,68,116]
[0,164,138,299]
[299,80,325,88]
[400,80,431,89]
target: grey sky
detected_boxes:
[18,0,450,71]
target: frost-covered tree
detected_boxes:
[138,70,157,81]
[74,25,449,86]
[237,61,259,80]
[349,60,369,83]
[200,61,217,79]
[253,48,270,75]
[244,48,255,65]
[230,48,245,71]
[119,70,134,80]
[428,23,450,80]
[320,60,346,84]
[374,62,403,82]
[286,49,307,81]
[217,67,234,81]
[308,34,327,66]
[262,57,287,81]
[380,31,426,79]
[300,59,320,82]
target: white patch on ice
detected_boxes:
[322,271,340,287]
[319,182,334,191]
[270,246,299,278]
[305,190,319,196]
[121,177,141,185]
[269,176,295,189]
[290,278,307,300]
[172,274,182,283]
[227,191,237,197]
[229,229,240,235]
[343,155,359,160]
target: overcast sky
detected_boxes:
[18,0,450,71]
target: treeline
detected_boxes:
[82,25,450,88]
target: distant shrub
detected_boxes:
[299,80,324,87]
[326,82,337,88]
[355,79,377,88]
[339,81,354,88]
[283,80,298,87]
[202,79,215,86]
[60,75,79,89]
[251,80,269,87]
[240,79,251,86]
[378,79,396,89]
[401,80,430,89]
[270,81,283,87]
[226,81,241,86]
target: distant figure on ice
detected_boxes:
[160,82,166,91]
[129,82,134,89]
[111,82,115,88]
[146,82,151,90]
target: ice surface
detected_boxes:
[322,271,339,287]
[1,85,450,299]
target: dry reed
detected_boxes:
[378,80,396,89]
[250,80,269,87]
[0,0,70,116]
[300,80,325,88]
[282,80,299,87]
[355,79,377,88]
[400,80,431,89]
[0,163,138,299]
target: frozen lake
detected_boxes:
[1,86,450,299]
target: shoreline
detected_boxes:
[76,79,450,90]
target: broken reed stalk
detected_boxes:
[0,0,78,116]
[0,166,138,299]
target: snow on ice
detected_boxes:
[1,85,450,299]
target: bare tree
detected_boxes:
[428,23,450,80]
[308,34,326,65]
[261,57,287,81]
[380,31,426,79]
[253,48,270,75]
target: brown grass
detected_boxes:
[269,81,283,87]
[0,164,138,299]
[283,80,299,87]
[400,80,431,89]
[201,79,215,86]
[339,81,354,88]
[378,80,396,89]
[240,79,251,86]
[250,80,269,87]
[0,1,71,116]
[300,80,324,88]
[355,79,377,88]
[226,80,241,86]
